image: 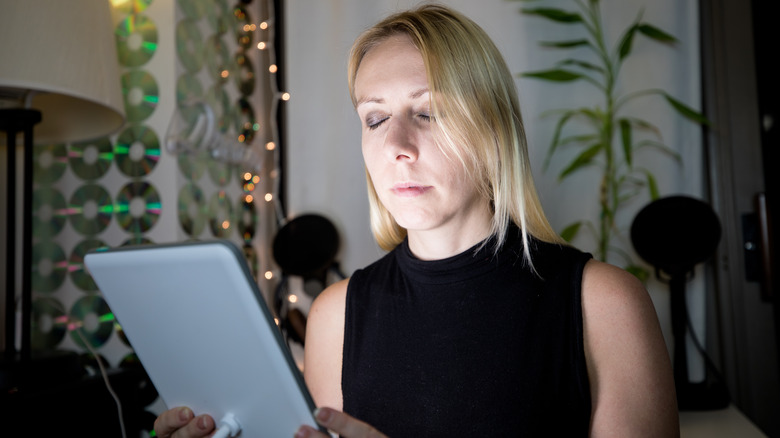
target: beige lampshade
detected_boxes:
[0,0,126,144]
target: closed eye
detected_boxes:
[366,115,388,130]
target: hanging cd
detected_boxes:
[31,241,67,293]
[33,143,67,184]
[31,297,69,350]
[206,83,233,133]
[115,124,161,177]
[122,70,159,123]
[121,236,154,247]
[176,19,204,73]
[178,0,208,19]
[177,148,208,181]
[208,0,231,35]
[235,97,258,144]
[175,73,205,127]
[69,238,109,292]
[69,183,113,236]
[237,194,257,243]
[32,186,68,239]
[115,0,152,14]
[116,14,158,67]
[208,156,232,186]
[115,181,162,234]
[178,182,207,236]
[234,51,255,96]
[208,190,234,238]
[69,136,113,181]
[204,34,232,84]
[69,295,114,349]
[233,4,253,49]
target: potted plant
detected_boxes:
[514,0,709,279]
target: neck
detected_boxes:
[406,216,493,261]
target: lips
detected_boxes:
[391,183,431,197]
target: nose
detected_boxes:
[384,117,418,162]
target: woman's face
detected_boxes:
[353,34,491,249]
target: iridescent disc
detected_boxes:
[31,297,68,349]
[177,148,207,181]
[69,295,114,349]
[121,236,154,247]
[178,182,207,236]
[121,70,159,123]
[115,124,161,177]
[177,0,208,19]
[176,73,205,126]
[69,238,109,292]
[242,243,258,277]
[206,83,233,133]
[116,14,158,67]
[115,181,162,234]
[68,184,113,236]
[208,157,231,186]
[33,143,67,184]
[233,4,253,49]
[31,241,67,293]
[175,19,204,73]
[208,0,231,35]
[237,194,257,243]
[114,0,153,14]
[32,186,68,239]
[69,136,113,180]
[208,190,234,237]
[235,97,258,144]
[234,51,255,96]
[204,34,232,83]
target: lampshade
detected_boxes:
[0,0,126,144]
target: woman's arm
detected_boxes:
[582,260,680,437]
[304,278,349,411]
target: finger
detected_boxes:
[313,407,387,438]
[153,408,215,438]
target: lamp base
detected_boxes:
[0,349,83,392]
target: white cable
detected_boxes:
[212,413,242,438]
[75,328,127,438]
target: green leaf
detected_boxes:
[619,118,633,167]
[618,24,639,60]
[637,23,677,44]
[646,172,659,200]
[540,39,590,49]
[560,221,582,242]
[663,93,711,126]
[544,112,576,169]
[560,59,605,74]
[559,142,603,179]
[522,69,584,82]
[635,140,682,162]
[560,133,600,146]
[522,7,583,23]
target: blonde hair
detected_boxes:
[348,3,564,264]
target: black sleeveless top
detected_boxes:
[341,227,593,437]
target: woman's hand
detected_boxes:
[295,407,387,438]
[153,407,216,438]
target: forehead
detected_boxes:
[354,34,427,97]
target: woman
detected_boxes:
[155,4,678,437]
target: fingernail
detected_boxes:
[295,426,311,438]
[314,407,331,423]
[197,415,209,430]
[178,407,192,422]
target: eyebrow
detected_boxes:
[356,87,430,108]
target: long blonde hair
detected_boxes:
[348,3,564,265]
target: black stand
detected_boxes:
[1,108,40,372]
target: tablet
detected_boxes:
[84,239,325,437]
